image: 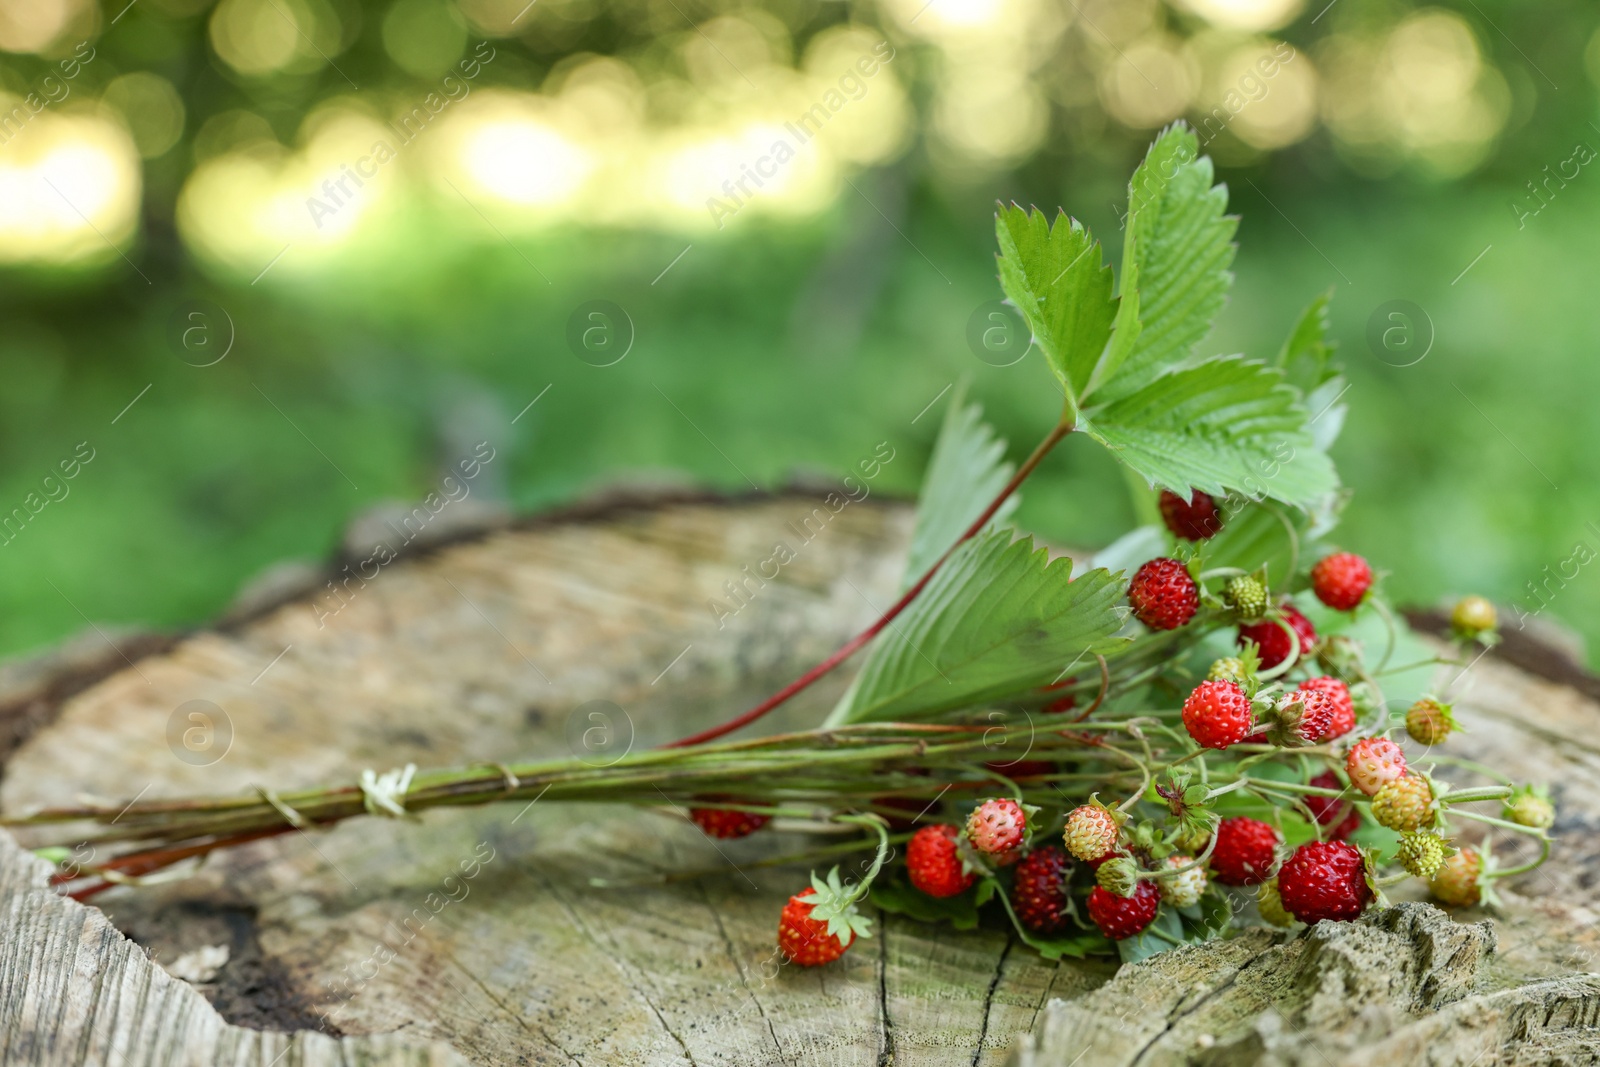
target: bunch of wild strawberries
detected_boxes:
[698,490,1542,966]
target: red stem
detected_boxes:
[666,420,1075,748]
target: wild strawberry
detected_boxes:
[907,825,976,898]
[1451,595,1498,640]
[690,805,771,839]
[966,799,1028,861]
[1209,816,1281,886]
[1345,736,1406,796]
[1011,845,1073,934]
[1128,558,1199,631]
[1256,878,1293,927]
[1086,880,1161,940]
[1277,840,1372,923]
[1223,575,1269,621]
[1095,855,1140,897]
[778,867,873,966]
[1159,489,1222,541]
[1181,680,1255,750]
[1207,656,1249,684]
[1270,687,1334,747]
[1156,855,1207,908]
[1396,831,1447,879]
[1063,803,1120,863]
[1405,697,1457,746]
[1238,604,1316,670]
[1372,774,1435,832]
[778,893,853,966]
[1430,846,1483,907]
[1304,771,1360,839]
[1503,785,1555,829]
[1304,676,1356,740]
[1311,552,1373,611]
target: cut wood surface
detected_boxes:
[0,490,1597,1066]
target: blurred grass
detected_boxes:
[0,171,1593,666]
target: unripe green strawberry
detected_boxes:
[1405,697,1457,746]
[1224,575,1269,621]
[1451,595,1498,640]
[1430,846,1483,907]
[1064,803,1120,862]
[1503,786,1555,829]
[1396,831,1447,879]
[1156,855,1207,908]
[1372,774,1435,832]
[1256,877,1293,927]
[1207,656,1249,684]
[1096,855,1140,898]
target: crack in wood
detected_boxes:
[970,937,1012,1067]
[876,912,896,1067]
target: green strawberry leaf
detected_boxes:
[1009,914,1109,960]
[869,875,986,930]
[995,204,1117,408]
[1116,906,1186,964]
[1082,355,1338,509]
[1180,888,1235,941]
[902,390,1018,589]
[1200,501,1316,587]
[1276,288,1339,398]
[827,529,1131,725]
[1090,124,1237,404]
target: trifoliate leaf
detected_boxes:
[1090,124,1237,404]
[1083,356,1337,509]
[827,530,1130,725]
[995,204,1117,407]
[902,390,1018,589]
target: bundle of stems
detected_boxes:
[9,718,1145,897]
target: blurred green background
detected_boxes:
[0,0,1594,662]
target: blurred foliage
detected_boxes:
[0,0,1596,666]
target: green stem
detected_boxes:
[1490,834,1551,878]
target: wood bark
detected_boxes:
[0,490,1595,1065]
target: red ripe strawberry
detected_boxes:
[1209,816,1281,886]
[1011,845,1073,934]
[1086,880,1161,940]
[1276,687,1334,746]
[967,799,1027,860]
[1238,604,1316,670]
[1345,736,1406,796]
[777,893,853,965]
[1304,771,1361,839]
[1276,840,1372,923]
[1159,490,1222,541]
[690,806,771,839]
[1303,676,1356,740]
[1181,680,1255,750]
[1128,558,1199,631]
[907,824,976,898]
[1311,552,1373,611]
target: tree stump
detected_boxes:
[0,490,1597,1066]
